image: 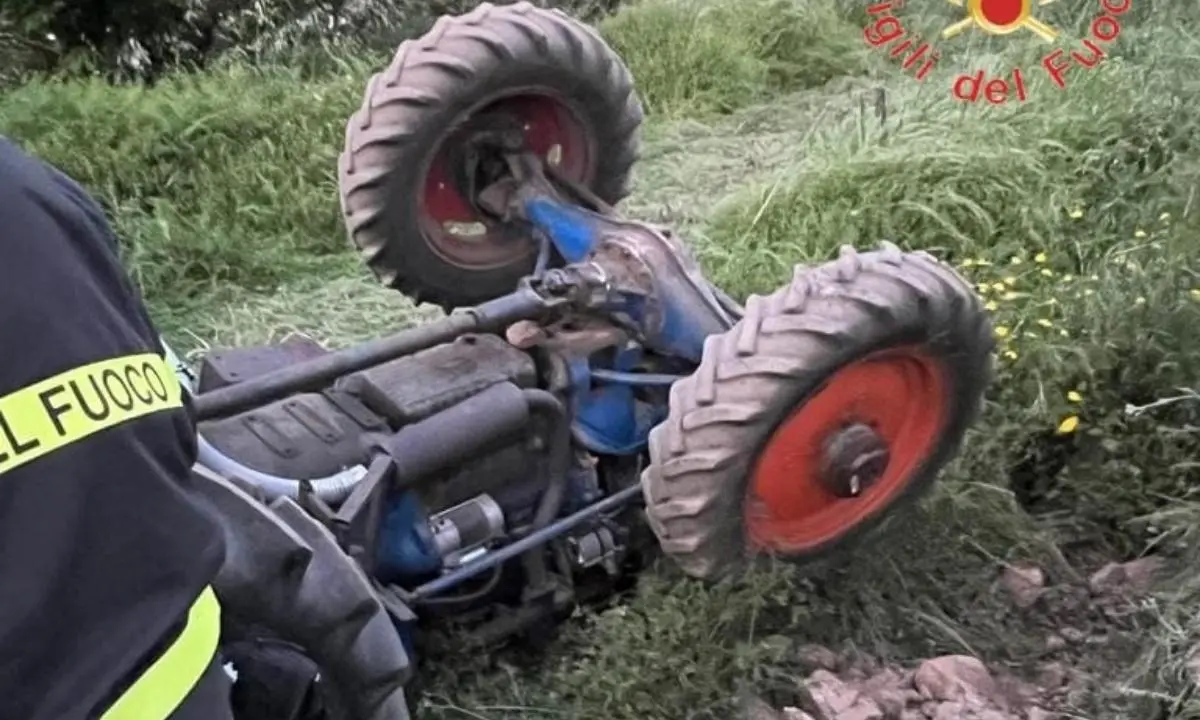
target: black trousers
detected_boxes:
[169,655,236,720]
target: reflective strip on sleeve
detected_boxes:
[0,353,216,715]
[100,586,223,720]
[0,353,182,476]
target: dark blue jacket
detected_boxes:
[0,137,226,719]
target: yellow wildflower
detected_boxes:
[1036,318,1053,328]
[985,300,998,312]
[1003,350,1018,360]
[991,282,1006,292]
[1003,276,1017,287]
[1034,252,1048,263]
[976,283,990,294]
[1191,289,1200,300]
[994,326,1010,339]
[1063,274,1074,282]
[1056,416,1080,435]
[1069,209,1084,219]
[1134,229,1147,238]
[1010,256,1023,265]
[1135,296,1146,305]
[1067,390,1083,403]
[1059,329,1070,338]
[1003,291,1020,301]
[1160,212,1171,222]
[1040,268,1054,277]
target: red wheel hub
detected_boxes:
[419,94,592,270]
[745,348,947,554]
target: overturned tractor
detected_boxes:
[174,4,994,717]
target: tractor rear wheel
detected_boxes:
[641,243,994,580]
[338,2,643,310]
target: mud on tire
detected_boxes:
[642,243,995,580]
[338,2,644,310]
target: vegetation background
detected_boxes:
[2,0,1198,717]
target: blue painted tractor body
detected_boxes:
[183,175,738,659]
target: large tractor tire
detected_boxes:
[338,2,644,310]
[642,243,994,580]
[194,465,412,719]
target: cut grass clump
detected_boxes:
[600,0,865,117]
[1133,499,1200,719]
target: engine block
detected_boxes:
[197,334,541,516]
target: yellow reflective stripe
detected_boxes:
[101,586,222,720]
[0,353,182,476]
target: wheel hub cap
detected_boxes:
[819,423,890,498]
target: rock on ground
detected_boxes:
[742,557,1167,720]
[748,651,1051,720]
[1087,557,1163,597]
[1000,565,1047,609]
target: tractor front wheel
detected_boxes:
[338,2,643,310]
[641,243,994,580]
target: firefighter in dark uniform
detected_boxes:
[0,136,236,718]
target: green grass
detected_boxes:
[0,61,370,302]
[601,0,866,116]
[3,0,1200,717]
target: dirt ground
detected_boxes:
[739,557,1166,720]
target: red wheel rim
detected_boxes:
[419,94,592,270]
[745,348,947,554]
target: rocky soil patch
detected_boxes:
[743,652,1049,720]
[742,557,1166,720]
